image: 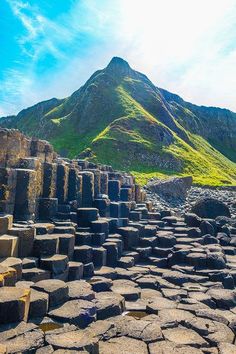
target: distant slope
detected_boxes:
[1,57,236,186]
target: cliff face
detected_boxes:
[1,57,236,186]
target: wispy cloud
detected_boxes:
[1,0,236,115]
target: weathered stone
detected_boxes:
[22,267,51,282]
[0,168,17,215]
[74,245,93,263]
[2,329,44,353]
[80,171,94,207]
[49,299,96,327]
[191,198,231,219]
[0,257,22,280]
[99,336,148,354]
[147,176,192,199]
[58,233,75,260]
[118,227,139,249]
[68,261,84,281]
[108,180,120,201]
[68,168,82,205]
[94,291,125,320]
[33,234,59,257]
[14,168,37,221]
[9,226,35,257]
[56,164,69,204]
[77,208,98,227]
[29,289,49,318]
[38,198,58,220]
[103,242,118,267]
[46,328,99,351]
[0,235,18,257]
[40,254,68,275]
[42,162,57,198]
[163,327,207,348]
[92,247,107,267]
[149,341,203,354]
[0,214,13,235]
[146,298,177,313]
[0,264,17,286]
[0,287,30,324]
[32,279,68,308]
[67,280,95,300]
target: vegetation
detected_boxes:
[1,57,236,187]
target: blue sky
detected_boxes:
[1,0,236,116]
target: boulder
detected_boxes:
[147,176,192,199]
[191,198,231,219]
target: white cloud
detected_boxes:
[1,0,236,115]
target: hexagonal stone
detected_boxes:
[146,298,177,314]
[185,317,234,345]
[0,235,18,257]
[99,336,148,354]
[207,289,236,309]
[22,267,51,282]
[162,328,208,348]
[149,341,204,354]
[1,329,44,353]
[218,343,236,354]
[49,299,96,328]
[0,214,13,235]
[158,309,194,325]
[0,257,22,280]
[33,235,59,257]
[111,285,141,301]
[0,287,30,324]
[94,292,125,320]
[29,289,49,319]
[67,280,95,301]
[40,254,68,275]
[0,265,17,286]
[46,328,99,351]
[31,279,68,308]
[115,318,163,343]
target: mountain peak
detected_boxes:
[106,57,132,76]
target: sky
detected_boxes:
[1,0,236,116]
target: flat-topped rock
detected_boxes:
[99,336,148,354]
[67,280,95,300]
[31,279,68,308]
[94,291,125,320]
[49,299,96,328]
[46,328,99,351]
[162,327,208,348]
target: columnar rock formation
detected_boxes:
[0,128,236,353]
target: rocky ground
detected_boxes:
[146,186,236,219]
[1,129,236,353]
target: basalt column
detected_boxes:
[56,163,69,204]
[42,162,57,198]
[0,167,17,214]
[80,171,94,207]
[14,168,37,221]
[68,167,82,206]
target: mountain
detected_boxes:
[1,57,236,186]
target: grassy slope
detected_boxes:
[2,63,236,187]
[88,85,236,186]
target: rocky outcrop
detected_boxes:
[1,129,236,352]
[147,176,193,199]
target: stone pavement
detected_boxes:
[0,128,236,353]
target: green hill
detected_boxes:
[1,57,236,186]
